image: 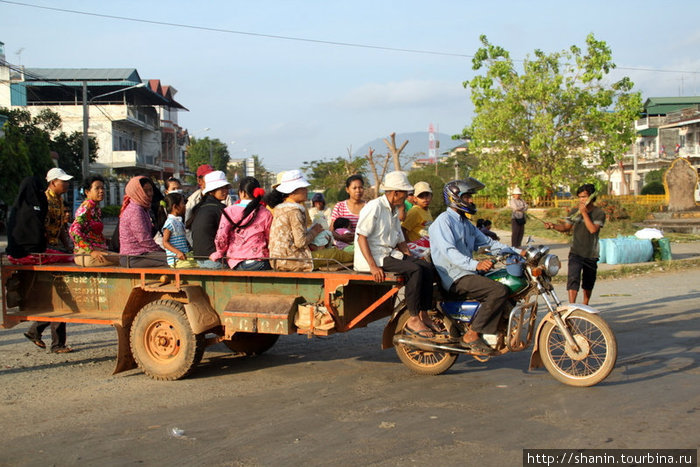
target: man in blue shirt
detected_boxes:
[429,179,521,355]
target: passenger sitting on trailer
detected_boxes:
[70,175,119,267]
[267,170,323,272]
[119,176,168,268]
[354,171,438,339]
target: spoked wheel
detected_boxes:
[539,311,617,387]
[223,332,279,356]
[394,312,458,375]
[130,300,205,381]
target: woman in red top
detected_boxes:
[330,174,366,247]
[70,175,119,267]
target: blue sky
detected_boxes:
[2,0,699,173]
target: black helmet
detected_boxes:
[443,178,485,215]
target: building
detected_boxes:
[610,97,700,194]
[9,67,188,179]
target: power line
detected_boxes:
[3,0,699,76]
[0,0,472,59]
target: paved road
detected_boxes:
[0,269,698,466]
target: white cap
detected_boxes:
[202,171,230,194]
[380,171,413,192]
[277,169,310,194]
[413,181,432,197]
[46,168,73,182]
[512,187,522,195]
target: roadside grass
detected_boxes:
[551,258,700,283]
[481,209,700,243]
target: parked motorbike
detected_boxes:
[387,243,617,387]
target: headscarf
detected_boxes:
[6,176,48,257]
[120,176,152,215]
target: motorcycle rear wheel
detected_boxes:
[394,312,458,376]
[539,310,617,387]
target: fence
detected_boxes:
[473,194,667,209]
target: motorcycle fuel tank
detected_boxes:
[485,269,528,294]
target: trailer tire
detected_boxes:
[223,332,279,356]
[130,300,205,381]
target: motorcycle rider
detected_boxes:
[429,179,522,355]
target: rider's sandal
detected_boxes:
[404,326,435,340]
[425,321,449,337]
[460,337,495,356]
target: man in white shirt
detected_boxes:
[354,171,437,338]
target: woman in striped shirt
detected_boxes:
[330,174,366,247]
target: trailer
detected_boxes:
[1,258,404,380]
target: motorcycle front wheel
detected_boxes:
[394,311,458,376]
[539,310,617,387]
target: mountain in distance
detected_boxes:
[353,131,466,159]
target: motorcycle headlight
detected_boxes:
[541,254,561,277]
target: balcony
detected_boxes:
[635,116,666,131]
[125,106,159,130]
[110,150,161,169]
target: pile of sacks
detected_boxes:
[599,228,672,265]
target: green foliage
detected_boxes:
[596,198,628,221]
[641,181,665,195]
[621,202,663,223]
[0,107,69,205]
[545,207,567,218]
[301,156,367,193]
[644,169,666,184]
[50,131,98,181]
[406,171,446,219]
[101,205,121,218]
[0,123,31,205]
[461,34,642,198]
[187,137,231,176]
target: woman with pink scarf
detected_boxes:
[118,176,168,267]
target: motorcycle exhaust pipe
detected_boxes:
[393,335,473,354]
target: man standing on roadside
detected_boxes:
[545,183,605,305]
[23,168,74,354]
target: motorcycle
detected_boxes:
[385,243,617,387]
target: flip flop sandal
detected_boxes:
[24,333,46,349]
[460,338,495,356]
[403,326,435,340]
[425,321,449,336]
[51,346,73,354]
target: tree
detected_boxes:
[2,108,55,179]
[50,131,98,181]
[301,152,367,201]
[0,121,31,206]
[383,132,409,171]
[461,34,642,198]
[186,137,230,180]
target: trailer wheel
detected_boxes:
[223,332,279,356]
[130,300,205,381]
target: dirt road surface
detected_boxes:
[1,270,699,466]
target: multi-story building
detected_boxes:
[0,58,190,204]
[611,97,700,195]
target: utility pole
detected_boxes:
[82,81,89,179]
